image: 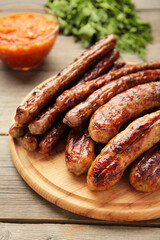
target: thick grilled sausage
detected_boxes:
[9,122,27,138]
[20,131,39,152]
[77,49,120,85]
[87,111,160,191]
[15,35,117,124]
[66,126,95,176]
[129,143,160,192]
[39,121,67,154]
[64,69,160,127]
[89,82,160,143]
[57,62,160,114]
[28,104,61,135]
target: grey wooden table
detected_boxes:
[0,0,160,239]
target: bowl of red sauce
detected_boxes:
[0,4,59,70]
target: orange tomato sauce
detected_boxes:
[0,13,59,70]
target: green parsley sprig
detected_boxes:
[46,0,152,60]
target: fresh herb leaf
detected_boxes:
[45,0,152,60]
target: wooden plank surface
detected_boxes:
[132,0,160,9]
[0,0,160,231]
[1,0,160,10]
[1,223,160,240]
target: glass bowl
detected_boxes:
[0,4,60,70]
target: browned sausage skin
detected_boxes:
[66,126,95,176]
[15,34,117,124]
[129,143,160,192]
[108,62,126,72]
[20,131,39,152]
[89,82,160,143]
[77,49,120,85]
[28,104,61,135]
[39,121,67,154]
[64,69,160,127]
[9,122,27,138]
[87,111,160,191]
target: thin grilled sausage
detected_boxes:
[77,49,120,85]
[87,111,160,191]
[129,143,160,192]
[9,122,27,138]
[57,62,160,114]
[108,62,126,72]
[15,34,117,124]
[66,126,95,176]
[39,121,67,154]
[89,82,160,143]
[64,69,160,127]
[20,131,39,152]
[28,104,61,135]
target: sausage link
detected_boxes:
[89,82,160,143]
[39,121,67,154]
[57,62,160,114]
[15,35,117,124]
[129,143,160,192]
[20,131,39,152]
[108,62,126,72]
[64,69,160,127]
[66,126,96,176]
[9,122,27,138]
[77,49,120,85]
[87,111,160,191]
[28,104,61,135]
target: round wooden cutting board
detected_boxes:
[9,136,160,222]
[9,76,160,222]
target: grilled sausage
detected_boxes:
[66,126,95,176]
[28,104,61,135]
[39,121,67,154]
[108,62,126,72]
[77,49,120,85]
[64,69,160,127]
[15,34,117,124]
[57,62,160,114]
[9,122,27,138]
[20,131,39,152]
[129,143,160,192]
[89,82,160,143]
[87,111,160,191]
